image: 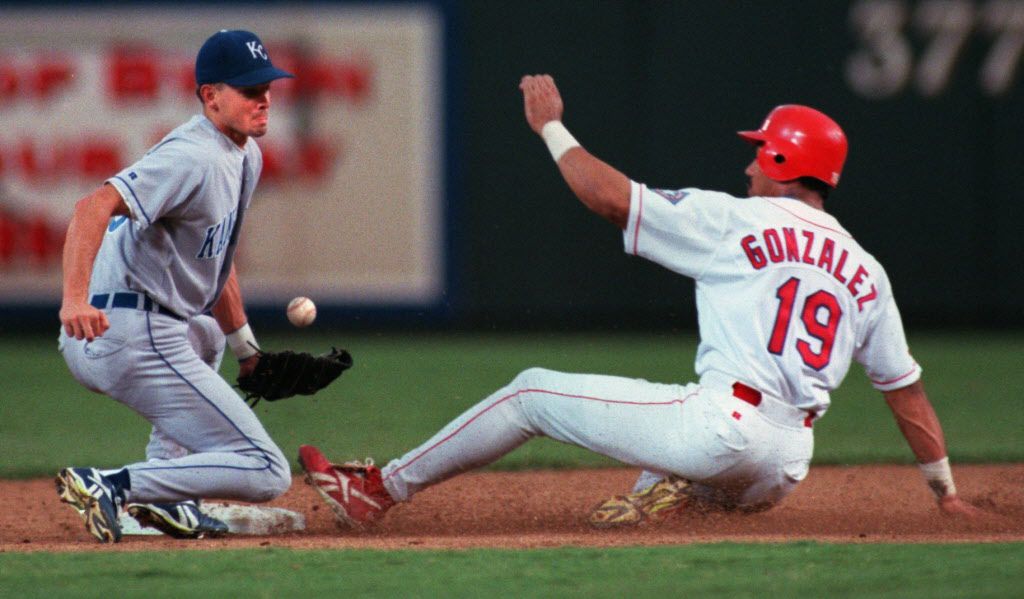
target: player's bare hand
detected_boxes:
[60,301,110,341]
[520,74,564,134]
[938,495,985,519]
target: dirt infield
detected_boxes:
[2,465,1022,553]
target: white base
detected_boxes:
[119,503,306,536]
[119,513,162,535]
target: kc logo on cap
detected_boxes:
[195,29,294,87]
[246,40,268,60]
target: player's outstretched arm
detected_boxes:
[211,264,248,336]
[883,380,981,517]
[212,264,260,377]
[520,74,630,229]
[60,184,129,341]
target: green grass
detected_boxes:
[0,331,1021,478]
[0,543,1021,598]
[2,332,1021,598]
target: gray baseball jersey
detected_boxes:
[59,114,290,506]
[98,115,260,317]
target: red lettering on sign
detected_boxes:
[338,61,372,103]
[0,209,16,264]
[1,138,124,183]
[175,62,197,99]
[261,144,285,182]
[34,58,74,99]
[285,52,373,103]
[297,138,338,179]
[0,63,18,100]
[79,140,122,178]
[108,47,159,101]
[17,141,39,180]
[0,210,65,267]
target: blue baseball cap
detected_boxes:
[195,29,294,87]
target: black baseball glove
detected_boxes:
[237,347,353,406]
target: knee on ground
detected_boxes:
[248,449,292,502]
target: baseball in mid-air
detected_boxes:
[286,296,316,327]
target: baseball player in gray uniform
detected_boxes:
[297,74,980,530]
[55,30,294,543]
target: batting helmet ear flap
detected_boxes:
[738,105,848,188]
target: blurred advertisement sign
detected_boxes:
[0,5,447,305]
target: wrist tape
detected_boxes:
[919,457,957,499]
[541,121,580,162]
[226,323,259,361]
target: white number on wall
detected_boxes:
[847,0,1024,97]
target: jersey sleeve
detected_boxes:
[622,182,732,279]
[853,272,922,391]
[106,138,204,230]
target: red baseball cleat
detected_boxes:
[298,444,395,530]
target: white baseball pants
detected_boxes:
[381,367,813,509]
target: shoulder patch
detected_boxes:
[651,188,689,205]
[107,215,128,232]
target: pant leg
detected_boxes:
[61,310,290,504]
[187,313,225,373]
[145,427,190,461]
[144,314,227,462]
[632,470,666,493]
[381,367,743,502]
[675,391,814,510]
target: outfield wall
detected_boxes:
[1,1,1021,331]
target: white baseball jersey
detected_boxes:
[623,182,921,416]
[319,77,915,520]
[374,180,924,512]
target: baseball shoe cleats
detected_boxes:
[55,467,125,543]
[126,500,229,539]
[298,444,395,530]
[588,475,692,529]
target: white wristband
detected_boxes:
[541,121,580,162]
[919,457,957,499]
[226,323,259,361]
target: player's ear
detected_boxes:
[199,84,218,109]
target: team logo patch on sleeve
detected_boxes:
[651,188,689,205]
[107,216,128,232]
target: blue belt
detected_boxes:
[89,292,185,321]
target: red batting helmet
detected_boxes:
[737,105,848,187]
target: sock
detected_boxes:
[101,468,132,493]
